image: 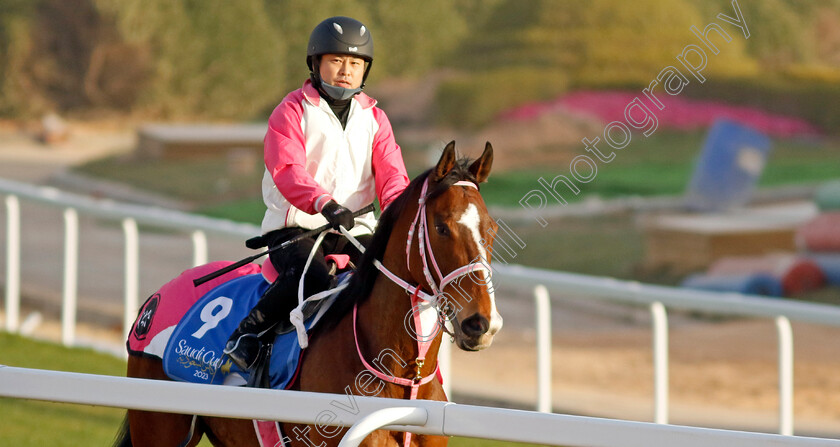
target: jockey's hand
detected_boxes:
[321,200,355,231]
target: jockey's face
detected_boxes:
[319,54,365,90]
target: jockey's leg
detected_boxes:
[223,279,288,370]
[224,229,331,370]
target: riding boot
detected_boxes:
[224,280,290,370]
[224,246,333,370]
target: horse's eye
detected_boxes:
[435,223,450,236]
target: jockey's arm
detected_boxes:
[371,108,409,211]
[264,100,333,215]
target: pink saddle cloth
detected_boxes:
[127,261,262,356]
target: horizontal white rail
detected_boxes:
[4,176,839,330]
[3,176,837,327]
[0,177,258,342]
[493,264,840,327]
[1,366,837,447]
[0,177,258,238]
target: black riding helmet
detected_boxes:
[307,16,374,88]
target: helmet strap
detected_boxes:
[360,60,372,88]
[309,57,322,88]
[309,71,321,89]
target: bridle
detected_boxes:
[285,175,493,446]
[344,177,492,446]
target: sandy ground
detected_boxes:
[0,119,135,178]
[451,318,840,438]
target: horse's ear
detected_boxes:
[434,141,457,181]
[469,142,494,183]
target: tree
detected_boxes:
[358,0,468,78]
[455,0,754,86]
[0,0,39,115]
[98,0,285,118]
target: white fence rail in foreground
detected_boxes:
[4,177,840,437]
[1,365,838,447]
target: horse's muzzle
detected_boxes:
[461,314,489,338]
[455,312,499,351]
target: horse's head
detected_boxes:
[414,141,502,351]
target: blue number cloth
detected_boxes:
[162,274,320,389]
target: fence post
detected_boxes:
[439,334,452,399]
[776,315,794,436]
[191,230,207,267]
[535,285,552,413]
[61,208,79,346]
[650,301,669,424]
[4,195,20,332]
[123,218,139,340]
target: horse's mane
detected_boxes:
[318,158,478,331]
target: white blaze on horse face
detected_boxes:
[456,203,503,334]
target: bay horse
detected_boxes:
[114,141,502,446]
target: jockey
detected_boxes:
[224,16,409,370]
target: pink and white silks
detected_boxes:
[261,79,409,236]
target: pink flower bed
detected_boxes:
[500,90,821,138]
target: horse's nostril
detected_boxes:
[461,314,489,338]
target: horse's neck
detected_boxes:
[353,187,442,387]
[356,277,442,383]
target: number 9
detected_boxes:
[192,296,233,339]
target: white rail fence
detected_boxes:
[3,177,840,439]
[491,264,840,435]
[1,365,838,447]
[0,177,259,343]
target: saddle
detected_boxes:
[159,269,351,390]
[270,255,352,333]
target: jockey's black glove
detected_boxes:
[320,200,355,231]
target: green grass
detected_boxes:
[505,214,646,280]
[0,333,544,446]
[0,332,128,447]
[76,155,264,206]
[200,196,267,224]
